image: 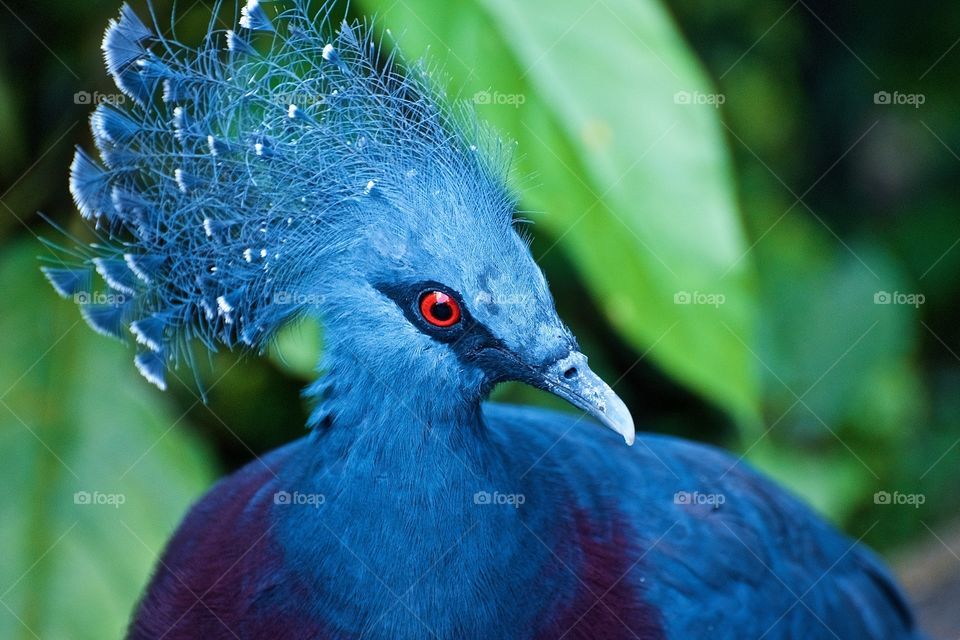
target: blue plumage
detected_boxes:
[41,266,92,299]
[51,0,513,383]
[68,147,114,220]
[93,257,138,295]
[47,1,923,638]
[91,104,141,144]
[79,299,131,339]
[240,0,276,32]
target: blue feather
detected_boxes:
[172,106,201,144]
[226,30,257,57]
[130,314,167,352]
[101,3,150,72]
[162,77,190,103]
[173,169,203,194]
[90,104,140,144]
[239,321,264,346]
[196,275,221,322]
[206,135,231,157]
[321,42,345,70]
[253,138,275,158]
[101,3,152,104]
[111,187,151,221]
[41,267,92,300]
[50,0,522,400]
[68,148,113,220]
[285,103,318,125]
[216,292,242,324]
[123,253,164,283]
[80,300,130,339]
[116,66,157,105]
[93,257,137,295]
[96,144,138,172]
[239,0,275,32]
[134,56,172,79]
[134,350,167,390]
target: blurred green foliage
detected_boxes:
[0,244,214,638]
[0,0,957,637]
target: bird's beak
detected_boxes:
[531,351,635,446]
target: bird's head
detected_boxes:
[51,1,633,445]
[312,160,635,446]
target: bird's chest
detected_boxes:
[272,476,564,638]
[263,438,663,639]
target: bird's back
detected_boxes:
[486,404,921,640]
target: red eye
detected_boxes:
[419,291,461,328]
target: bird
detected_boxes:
[42,1,924,638]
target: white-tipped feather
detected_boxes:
[51,0,515,391]
[130,322,162,352]
[134,353,167,391]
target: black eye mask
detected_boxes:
[374,280,505,361]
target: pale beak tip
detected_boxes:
[613,411,636,446]
[598,386,636,447]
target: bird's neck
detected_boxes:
[280,349,575,635]
[307,343,496,467]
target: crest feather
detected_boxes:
[46,0,515,388]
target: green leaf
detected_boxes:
[0,240,215,639]
[359,0,759,423]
